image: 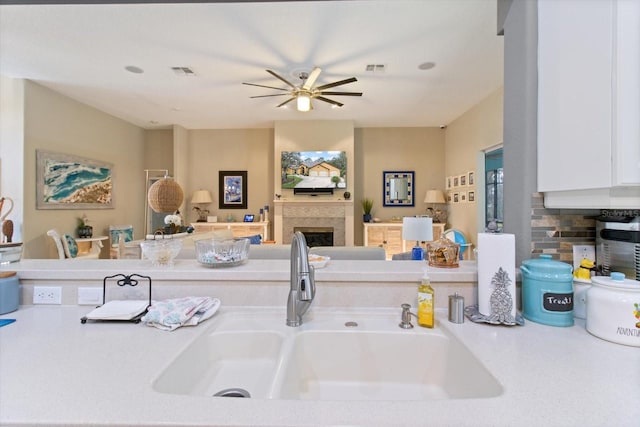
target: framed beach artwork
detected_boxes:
[219,170,247,209]
[36,150,113,210]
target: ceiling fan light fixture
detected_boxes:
[297,92,311,112]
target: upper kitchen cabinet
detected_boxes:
[537,0,640,208]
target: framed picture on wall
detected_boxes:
[219,170,248,209]
[36,150,114,210]
[459,174,467,187]
[446,176,453,190]
[467,171,475,186]
[460,191,467,203]
[447,192,453,203]
[453,176,459,188]
[468,191,476,203]
[453,192,460,203]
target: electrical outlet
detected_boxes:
[78,287,103,305]
[33,286,62,304]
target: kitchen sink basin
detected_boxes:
[152,308,503,401]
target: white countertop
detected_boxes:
[1,304,638,427]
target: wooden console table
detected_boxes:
[363,222,445,260]
[190,221,270,241]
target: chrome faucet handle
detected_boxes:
[399,303,417,329]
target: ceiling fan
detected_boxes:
[242,67,362,112]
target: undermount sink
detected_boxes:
[153,308,503,401]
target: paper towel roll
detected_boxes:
[477,233,516,322]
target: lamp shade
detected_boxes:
[191,189,213,204]
[402,217,433,242]
[297,93,311,112]
[147,176,184,213]
[424,189,446,204]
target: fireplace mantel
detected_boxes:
[274,199,354,245]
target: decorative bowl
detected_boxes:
[308,254,330,269]
[195,238,250,268]
[140,238,183,267]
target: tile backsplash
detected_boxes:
[530,193,600,263]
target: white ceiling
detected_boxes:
[0,0,504,130]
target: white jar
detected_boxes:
[586,273,640,347]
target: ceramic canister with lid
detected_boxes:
[521,254,574,326]
[586,273,640,347]
[0,271,19,315]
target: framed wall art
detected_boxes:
[36,150,114,210]
[383,171,414,207]
[219,170,247,209]
[467,171,475,186]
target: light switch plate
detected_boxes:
[572,245,595,269]
[78,287,103,305]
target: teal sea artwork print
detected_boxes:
[36,150,114,209]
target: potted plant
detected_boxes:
[77,214,93,238]
[361,198,374,223]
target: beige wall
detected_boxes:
[354,127,446,244]
[445,87,504,249]
[186,128,274,225]
[23,81,145,258]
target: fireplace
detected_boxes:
[274,199,354,246]
[294,227,334,247]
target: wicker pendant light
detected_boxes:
[147,175,184,213]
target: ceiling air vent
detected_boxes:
[365,64,386,72]
[171,67,196,76]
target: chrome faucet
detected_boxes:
[286,231,316,327]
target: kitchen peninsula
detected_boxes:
[0,259,637,426]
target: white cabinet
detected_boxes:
[363,222,445,260]
[537,0,640,208]
[191,222,270,240]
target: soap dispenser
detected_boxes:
[417,272,435,328]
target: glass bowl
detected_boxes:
[195,238,250,268]
[140,238,183,267]
[426,236,460,268]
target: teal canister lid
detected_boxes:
[520,254,573,281]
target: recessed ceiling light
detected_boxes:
[125,65,144,74]
[418,62,436,71]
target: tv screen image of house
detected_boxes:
[281,151,347,189]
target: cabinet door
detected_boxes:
[384,226,404,257]
[365,226,386,248]
[230,225,263,238]
[537,0,613,191]
[614,0,640,186]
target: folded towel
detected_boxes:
[141,297,220,331]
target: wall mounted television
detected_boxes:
[281,151,347,193]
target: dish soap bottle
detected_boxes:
[418,273,435,328]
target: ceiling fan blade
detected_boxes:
[302,67,322,90]
[276,97,296,108]
[318,91,363,97]
[315,77,357,91]
[315,96,344,107]
[250,94,291,98]
[242,82,290,92]
[267,69,297,89]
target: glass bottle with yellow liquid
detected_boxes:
[417,273,435,328]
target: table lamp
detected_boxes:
[424,189,447,223]
[402,217,433,261]
[191,190,214,222]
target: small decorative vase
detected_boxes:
[343,191,351,200]
[363,214,372,223]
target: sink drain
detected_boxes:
[345,321,358,327]
[213,388,251,398]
